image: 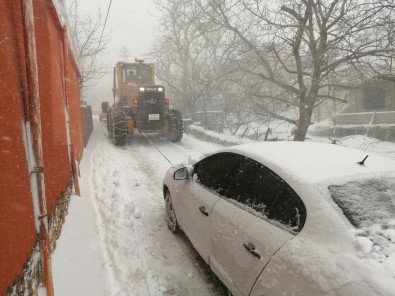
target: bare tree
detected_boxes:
[120,46,131,61]
[151,0,208,115]
[196,0,394,141]
[151,0,243,125]
[65,0,110,92]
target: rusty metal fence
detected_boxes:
[81,105,94,147]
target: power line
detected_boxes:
[98,0,113,47]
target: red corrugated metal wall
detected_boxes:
[0,0,84,294]
[33,0,71,213]
[66,48,84,162]
[0,1,37,293]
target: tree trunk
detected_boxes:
[293,121,310,141]
[294,101,314,141]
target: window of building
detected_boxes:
[363,85,385,110]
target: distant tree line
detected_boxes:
[151,0,395,141]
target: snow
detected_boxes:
[224,141,395,185]
[22,121,41,232]
[37,286,47,296]
[325,135,395,160]
[52,117,223,295]
[191,122,395,160]
[52,115,395,295]
[222,197,299,235]
[52,194,108,296]
[384,229,395,243]
[356,236,374,254]
[188,124,253,145]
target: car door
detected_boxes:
[209,158,307,296]
[177,153,243,263]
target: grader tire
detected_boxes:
[111,108,127,146]
[101,101,110,113]
[167,109,183,143]
[107,111,113,138]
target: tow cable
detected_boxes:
[138,129,174,166]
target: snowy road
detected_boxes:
[51,116,395,296]
[53,118,227,296]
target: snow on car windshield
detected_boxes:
[329,178,395,275]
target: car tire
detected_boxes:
[167,109,183,143]
[164,190,179,233]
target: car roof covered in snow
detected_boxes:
[222,142,395,184]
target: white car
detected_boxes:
[162,142,395,296]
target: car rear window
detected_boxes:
[328,178,395,268]
[328,178,395,229]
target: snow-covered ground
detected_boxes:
[308,134,395,160]
[52,116,395,296]
[52,117,225,296]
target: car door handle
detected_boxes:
[243,242,261,259]
[199,206,209,216]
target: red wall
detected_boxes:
[66,48,84,162]
[0,0,37,293]
[0,0,84,294]
[33,0,71,213]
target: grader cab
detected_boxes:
[101,59,183,145]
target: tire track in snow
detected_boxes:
[89,123,227,295]
[122,140,227,296]
[89,141,118,293]
[110,143,199,295]
[89,140,151,295]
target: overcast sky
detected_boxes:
[77,0,160,109]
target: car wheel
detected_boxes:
[164,190,179,233]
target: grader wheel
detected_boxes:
[110,108,127,146]
[166,109,183,143]
[107,112,113,138]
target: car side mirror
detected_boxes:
[174,167,188,180]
